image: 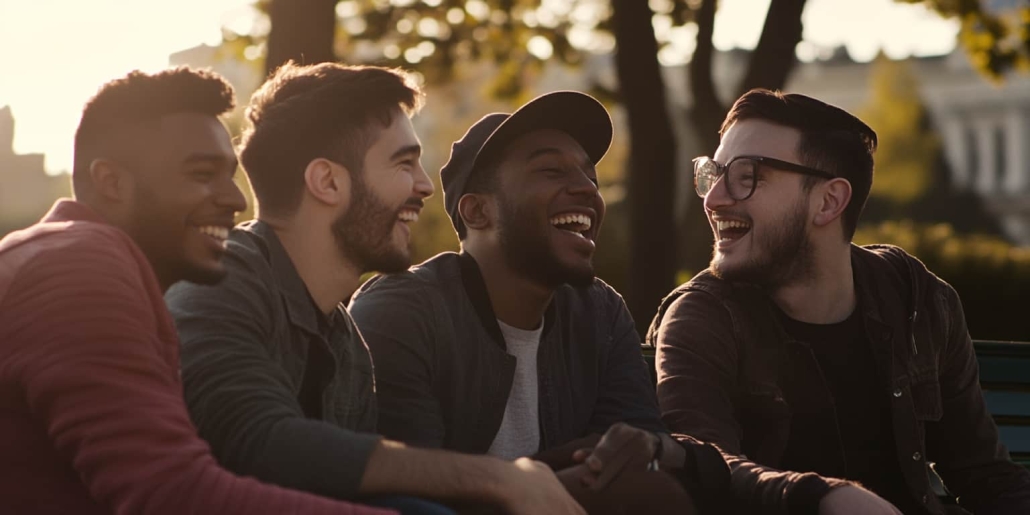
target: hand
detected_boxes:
[818,485,903,515]
[571,422,658,491]
[501,457,586,515]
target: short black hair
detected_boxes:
[721,89,878,240]
[239,61,424,218]
[72,67,235,195]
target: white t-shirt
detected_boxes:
[486,318,543,461]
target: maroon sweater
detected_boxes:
[0,200,392,515]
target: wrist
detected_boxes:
[648,432,664,470]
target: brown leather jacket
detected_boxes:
[647,244,1030,514]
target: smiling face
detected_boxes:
[332,109,433,274]
[123,113,245,288]
[705,119,816,288]
[489,128,604,288]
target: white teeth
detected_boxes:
[398,210,419,222]
[198,226,229,241]
[716,220,750,231]
[549,213,592,230]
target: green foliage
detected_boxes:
[858,56,938,205]
[897,1,1030,79]
[854,220,1030,340]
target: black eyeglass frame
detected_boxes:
[693,155,837,201]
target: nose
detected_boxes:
[567,168,600,198]
[219,172,249,214]
[413,161,435,199]
[702,174,734,213]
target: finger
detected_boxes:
[589,445,638,491]
[571,448,591,463]
[586,428,634,472]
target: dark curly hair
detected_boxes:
[72,67,235,194]
[239,61,424,218]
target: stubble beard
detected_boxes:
[331,178,411,275]
[497,195,595,289]
[710,197,814,290]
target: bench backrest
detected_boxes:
[975,341,1030,468]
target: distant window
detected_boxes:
[995,125,1007,188]
[965,126,978,181]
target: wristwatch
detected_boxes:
[648,431,664,471]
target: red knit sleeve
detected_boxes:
[1,227,393,515]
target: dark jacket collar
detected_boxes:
[457,251,556,348]
[241,220,324,336]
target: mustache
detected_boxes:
[401,198,425,210]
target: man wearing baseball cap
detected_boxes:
[351,91,726,513]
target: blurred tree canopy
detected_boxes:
[228,0,1030,334]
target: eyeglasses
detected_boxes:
[693,155,836,201]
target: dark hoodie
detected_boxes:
[648,244,1030,515]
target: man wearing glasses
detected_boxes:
[647,89,1030,515]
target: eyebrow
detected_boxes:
[528,147,597,176]
[390,144,422,162]
[182,153,240,175]
[526,147,563,161]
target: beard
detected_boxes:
[331,177,411,275]
[710,196,814,290]
[497,195,595,289]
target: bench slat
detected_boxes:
[983,391,1030,418]
[977,357,1030,387]
[998,426,1030,454]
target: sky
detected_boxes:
[0,0,958,175]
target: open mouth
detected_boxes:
[549,212,593,239]
[715,218,751,243]
[398,208,420,224]
[197,225,230,245]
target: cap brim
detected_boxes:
[472,91,613,172]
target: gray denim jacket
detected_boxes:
[166,220,381,500]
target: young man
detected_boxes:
[349,91,726,514]
[648,89,1030,515]
[0,68,388,514]
[165,63,582,515]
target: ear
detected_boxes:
[812,178,852,228]
[458,193,496,232]
[303,158,351,208]
[88,158,132,203]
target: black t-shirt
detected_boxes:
[778,305,925,514]
[297,300,338,420]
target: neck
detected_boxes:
[771,241,855,324]
[465,242,553,330]
[264,216,362,314]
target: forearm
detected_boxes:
[359,440,513,505]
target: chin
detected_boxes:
[368,248,412,275]
[560,262,596,288]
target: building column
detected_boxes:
[974,117,998,195]
[940,115,971,189]
[1004,109,1029,194]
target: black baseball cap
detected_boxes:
[440,90,613,236]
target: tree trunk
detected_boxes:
[265,0,339,76]
[680,0,809,273]
[680,0,723,274]
[612,0,678,336]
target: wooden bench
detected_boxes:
[976,340,1030,468]
[641,340,1030,468]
